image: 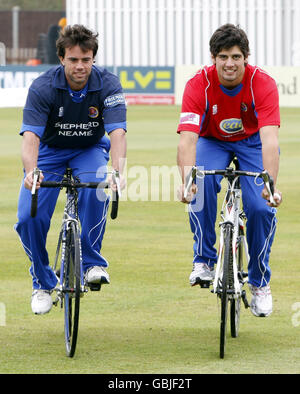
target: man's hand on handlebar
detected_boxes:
[178,183,198,204]
[25,168,44,191]
[107,170,126,196]
[262,187,282,207]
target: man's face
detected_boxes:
[60,45,94,91]
[212,45,248,88]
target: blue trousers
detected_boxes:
[189,133,277,287]
[15,138,111,290]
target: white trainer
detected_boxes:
[189,263,214,286]
[85,266,110,285]
[31,290,53,315]
[248,283,272,317]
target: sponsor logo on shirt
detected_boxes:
[179,112,200,126]
[55,122,100,137]
[88,106,99,118]
[219,118,244,134]
[104,93,126,108]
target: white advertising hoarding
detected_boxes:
[0,65,299,108]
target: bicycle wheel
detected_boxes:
[230,234,243,338]
[63,221,81,357]
[220,224,233,359]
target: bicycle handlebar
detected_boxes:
[184,165,275,205]
[30,168,119,219]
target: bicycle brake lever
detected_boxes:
[31,167,41,195]
[184,166,197,199]
[112,169,121,198]
[261,170,275,205]
[31,168,41,218]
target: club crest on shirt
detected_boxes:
[88,106,99,118]
[219,118,244,134]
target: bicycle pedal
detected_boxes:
[200,281,210,288]
[88,283,101,291]
[195,278,211,288]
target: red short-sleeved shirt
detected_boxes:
[177,64,280,141]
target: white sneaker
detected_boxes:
[31,290,53,315]
[85,266,110,285]
[189,263,214,286]
[249,284,272,317]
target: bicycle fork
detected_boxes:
[213,189,245,299]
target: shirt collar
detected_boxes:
[53,65,103,92]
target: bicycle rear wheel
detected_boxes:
[220,224,233,359]
[63,221,81,357]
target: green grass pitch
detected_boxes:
[0,105,299,373]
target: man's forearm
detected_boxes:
[260,126,280,185]
[21,131,43,190]
[177,131,198,183]
[262,145,279,185]
[177,131,198,203]
[109,128,127,173]
[22,131,40,174]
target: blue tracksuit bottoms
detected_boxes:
[189,133,277,288]
[15,139,111,290]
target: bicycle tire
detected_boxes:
[230,233,243,338]
[30,191,38,218]
[230,244,243,338]
[110,190,119,219]
[220,224,233,359]
[63,221,81,357]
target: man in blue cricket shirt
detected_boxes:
[15,25,127,314]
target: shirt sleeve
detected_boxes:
[177,75,207,134]
[252,71,280,129]
[102,76,127,134]
[20,86,52,138]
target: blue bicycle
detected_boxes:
[31,167,119,357]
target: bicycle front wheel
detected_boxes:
[220,224,233,359]
[63,221,81,357]
[230,237,243,338]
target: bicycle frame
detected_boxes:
[184,162,274,358]
[55,172,85,302]
[212,175,249,297]
[30,167,119,357]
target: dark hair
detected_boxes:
[56,24,99,58]
[209,23,250,58]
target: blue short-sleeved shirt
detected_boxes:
[21,65,127,148]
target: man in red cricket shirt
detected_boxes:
[177,24,282,317]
